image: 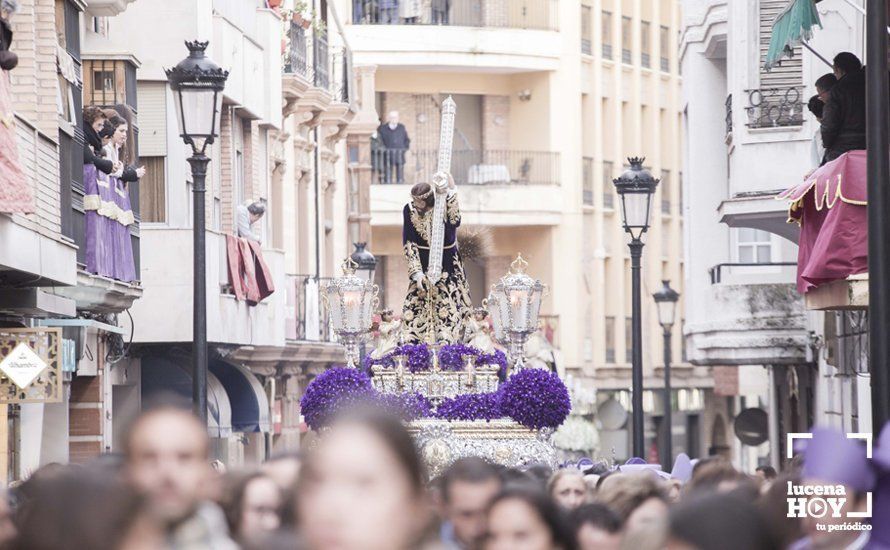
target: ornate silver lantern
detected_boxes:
[322,258,379,368]
[488,254,546,370]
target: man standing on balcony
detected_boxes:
[378,111,410,184]
[821,52,865,163]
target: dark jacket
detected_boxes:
[83,125,114,174]
[821,68,866,163]
[0,19,18,71]
[377,122,410,164]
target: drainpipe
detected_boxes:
[314,126,321,279]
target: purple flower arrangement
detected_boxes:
[436,392,502,422]
[302,362,571,430]
[499,368,572,429]
[299,367,375,430]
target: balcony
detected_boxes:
[345,0,560,72]
[352,0,558,30]
[371,149,559,186]
[129,229,286,347]
[370,149,563,226]
[283,20,354,117]
[686,263,808,366]
[744,87,804,129]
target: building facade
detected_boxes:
[680,0,868,469]
[341,0,713,463]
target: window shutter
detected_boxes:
[136,82,167,156]
[759,0,803,88]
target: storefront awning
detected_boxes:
[141,356,233,438]
[208,360,271,433]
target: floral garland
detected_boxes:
[301,364,571,430]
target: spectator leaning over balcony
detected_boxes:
[378,110,411,184]
[820,52,865,163]
[237,199,267,243]
[378,0,398,24]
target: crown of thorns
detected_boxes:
[411,187,434,200]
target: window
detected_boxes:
[660,25,670,71]
[603,160,614,209]
[681,318,687,362]
[138,157,167,223]
[661,169,671,214]
[605,316,616,363]
[602,11,613,59]
[583,157,594,206]
[624,317,633,362]
[736,228,773,264]
[581,5,592,55]
[621,16,632,64]
[641,21,651,68]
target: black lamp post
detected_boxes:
[613,157,659,458]
[350,242,378,284]
[653,280,679,469]
[166,41,228,423]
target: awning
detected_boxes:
[208,360,271,433]
[764,0,822,70]
[141,356,233,438]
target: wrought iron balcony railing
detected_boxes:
[725,93,733,136]
[708,262,796,284]
[289,275,336,342]
[352,0,559,31]
[371,148,560,186]
[283,21,354,103]
[744,87,804,129]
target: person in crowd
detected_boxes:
[219,471,283,543]
[685,457,753,496]
[261,450,302,492]
[124,404,238,549]
[758,473,804,549]
[569,503,622,550]
[82,106,123,280]
[754,464,777,489]
[378,110,410,184]
[548,469,587,510]
[12,466,164,550]
[102,109,142,282]
[814,72,837,103]
[483,485,577,550]
[438,457,503,549]
[667,492,781,550]
[821,52,866,163]
[297,410,432,550]
[237,199,267,243]
[807,95,826,168]
[595,472,670,536]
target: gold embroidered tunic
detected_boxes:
[401,192,472,344]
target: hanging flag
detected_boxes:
[764,0,822,70]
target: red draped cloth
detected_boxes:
[225,234,275,305]
[778,150,868,294]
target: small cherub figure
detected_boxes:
[371,309,401,359]
[465,306,496,354]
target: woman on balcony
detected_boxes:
[102,109,144,283]
[401,171,472,344]
[83,106,122,280]
[0,0,33,215]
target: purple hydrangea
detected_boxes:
[377,391,433,421]
[365,343,507,375]
[395,344,432,372]
[498,369,571,429]
[479,349,508,377]
[436,392,502,422]
[300,367,375,430]
[438,343,480,371]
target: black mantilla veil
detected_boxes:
[401,182,472,344]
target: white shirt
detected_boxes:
[236,204,261,243]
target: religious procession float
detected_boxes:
[300,98,571,476]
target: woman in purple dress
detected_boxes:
[82,106,120,279]
[102,110,145,283]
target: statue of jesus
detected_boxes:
[401,171,472,344]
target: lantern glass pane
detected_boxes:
[657,299,675,327]
[176,88,219,147]
[622,191,652,229]
[343,288,362,331]
[509,288,531,332]
[361,287,374,329]
[488,294,505,343]
[529,287,543,324]
[328,288,344,330]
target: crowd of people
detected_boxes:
[0,396,883,550]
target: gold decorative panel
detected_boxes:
[0,328,62,403]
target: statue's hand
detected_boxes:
[432,171,450,194]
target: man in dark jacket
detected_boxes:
[820,52,866,163]
[377,111,410,184]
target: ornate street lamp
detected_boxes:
[349,242,377,283]
[323,258,378,368]
[652,280,679,470]
[165,41,228,423]
[488,254,546,372]
[613,156,659,458]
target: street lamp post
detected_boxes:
[613,157,659,458]
[166,41,229,423]
[653,280,679,469]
